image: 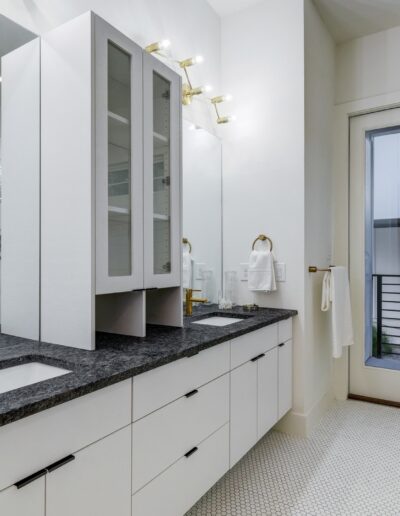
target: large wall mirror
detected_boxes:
[182,119,222,304]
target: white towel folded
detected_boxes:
[182,250,192,289]
[321,266,354,359]
[248,250,277,292]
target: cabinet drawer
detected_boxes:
[133,342,230,421]
[231,324,278,369]
[0,477,45,516]
[132,373,229,493]
[132,423,229,516]
[0,379,131,492]
[278,318,292,343]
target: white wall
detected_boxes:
[221,0,309,429]
[221,0,335,434]
[304,0,335,423]
[0,0,221,133]
[336,25,400,105]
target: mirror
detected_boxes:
[0,14,37,201]
[182,120,222,304]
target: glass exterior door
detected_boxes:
[95,17,143,294]
[143,53,181,289]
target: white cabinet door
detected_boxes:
[278,339,293,419]
[0,477,45,516]
[95,15,144,294]
[257,347,278,438]
[143,52,182,289]
[230,360,258,467]
[46,426,131,516]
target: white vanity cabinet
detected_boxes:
[230,320,292,467]
[0,478,45,516]
[46,426,131,516]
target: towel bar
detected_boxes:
[252,234,273,251]
[308,265,335,273]
[182,237,192,253]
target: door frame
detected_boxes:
[333,93,400,401]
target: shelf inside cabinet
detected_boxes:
[108,111,129,125]
[153,131,169,149]
[108,205,131,222]
[153,213,170,221]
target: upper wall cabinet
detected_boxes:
[143,55,182,288]
[2,11,182,348]
[95,17,144,294]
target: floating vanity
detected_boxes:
[0,306,296,516]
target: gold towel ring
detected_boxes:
[252,234,273,251]
[182,237,192,253]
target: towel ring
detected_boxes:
[182,237,192,253]
[252,234,273,252]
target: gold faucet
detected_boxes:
[185,288,208,316]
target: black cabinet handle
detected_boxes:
[279,342,285,347]
[47,454,75,473]
[15,469,47,490]
[184,447,198,458]
[185,389,199,398]
[251,353,265,362]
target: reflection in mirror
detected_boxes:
[182,120,222,304]
[0,15,37,316]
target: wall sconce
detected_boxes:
[145,39,171,54]
[210,94,235,124]
[179,55,212,105]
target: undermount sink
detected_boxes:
[192,316,245,327]
[0,362,71,395]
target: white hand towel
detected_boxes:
[321,266,354,358]
[248,250,277,292]
[182,250,192,289]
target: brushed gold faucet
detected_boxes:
[185,288,208,316]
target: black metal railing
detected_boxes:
[373,274,400,358]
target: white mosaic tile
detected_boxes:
[186,400,400,515]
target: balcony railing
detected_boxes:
[373,274,400,358]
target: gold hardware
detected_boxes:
[252,234,273,252]
[145,40,171,54]
[217,116,230,124]
[308,266,335,273]
[185,288,207,316]
[182,237,192,253]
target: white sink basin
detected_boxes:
[192,316,244,327]
[0,362,71,395]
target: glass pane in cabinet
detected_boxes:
[153,72,171,274]
[107,42,132,277]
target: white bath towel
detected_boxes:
[248,250,276,292]
[321,267,354,358]
[182,250,192,289]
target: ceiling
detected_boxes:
[313,0,400,43]
[206,0,264,17]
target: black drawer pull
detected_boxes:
[47,454,75,473]
[185,389,199,398]
[15,468,47,490]
[184,447,198,458]
[251,353,265,362]
[279,342,285,347]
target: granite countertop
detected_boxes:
[0,305,297,427]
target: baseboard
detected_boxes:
[348,393,400,408]
[274,390,334,437]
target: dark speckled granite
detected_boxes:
[0,305,296,427]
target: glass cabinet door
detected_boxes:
[95,17,143,294]
[143,53,181,289]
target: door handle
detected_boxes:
[279,342,285,347]
[184,447,198,458]
[46,454,75,473]
[14,469,47,490]
[185,389,199,398]
[251,353,265,362]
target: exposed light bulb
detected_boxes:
[202,84,213,93]
[189,124,196,130]
[194,55,204,64]
[224,93,233,102]
[160,39,171,50]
